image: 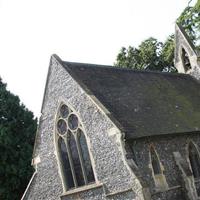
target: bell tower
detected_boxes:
[175,23,200,80]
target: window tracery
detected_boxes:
[55,103,95,191]
[188,142,200,179]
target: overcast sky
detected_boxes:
[0,0,195,118]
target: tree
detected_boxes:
[0,78,37,200]
[115,46,140,69]
[160,34,176,72]
[177,0,200,46]
[137,37,163,71]
[115,37,176,72]
[114,0,199,71]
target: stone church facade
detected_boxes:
[22,24,200,200]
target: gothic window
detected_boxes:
[129,143,138,166]
[149,145,168,190]
[188,142,200,179]
[181,48,191,72]
[150,146,161,175]
[55,103,95,191]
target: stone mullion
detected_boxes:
[75,132,88,184]
[63,137,78,188]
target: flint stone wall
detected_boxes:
[130,132,200,199]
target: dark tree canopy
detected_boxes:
[0,78,37,200]
[115,0,200,71]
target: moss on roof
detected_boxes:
[62,61,200,139]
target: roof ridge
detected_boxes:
[63,61,192,78]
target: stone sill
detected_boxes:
[60,183,103,197]
[105,188,133,197]
[151,185,181,196]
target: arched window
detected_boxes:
[149,145,168,190]
[55,103,95,191]
[129,143,138,166]
[181,48,191,72]
[150,146,161,175]
[188,142,200,179]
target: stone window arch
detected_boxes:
[181,47,192,72]
[55,103,95,191]
[150,146,162,175]
[149,145,168,191]
[188,141,200,179]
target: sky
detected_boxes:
[0,0,196,118]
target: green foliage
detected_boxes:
[160,34,176,72]
[115,37,176,72]
[177,0,200,45]
[138,37,163,71]
[0,78,37,200]
[115,46,140,69]
[115,0,199,71]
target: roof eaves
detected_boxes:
[126,129,200,140]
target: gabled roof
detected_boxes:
[58,57,200,139]
[175,23,198,55]
[175,23,200,60]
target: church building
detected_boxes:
[22,24,200,200]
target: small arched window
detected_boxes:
[188,142,200,179]
[181,48,191,72]
[55,103,95,191]
[150,146,162,175]
[149,145,168,190]
[130,143,138,166]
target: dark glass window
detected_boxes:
[130,145,138,166]
[150,147,161,175]
[189,142,200,178]
[68,132,84,186]
[58,137,74,188]
[182,48,191,72]
[57,119,67,135]
[56,103,95,191]
[60,104,69,118]
[68,114,79,130]
[78,129,95,183]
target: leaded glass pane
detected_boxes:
[189,143,200,178]
[68,114,79,131]
[78,129,95,183]
[68,132,85,186]
[57,119,67,135]
[58,137,74,189]
[150,147,161,175]
[60,104,69,118]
